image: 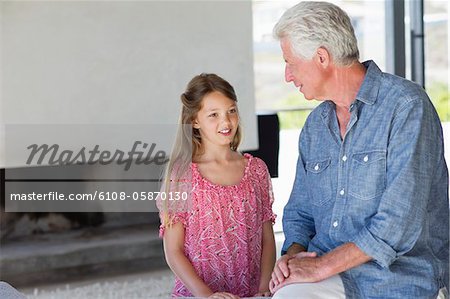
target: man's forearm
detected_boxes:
[319,242,372,277]
[286,242,307,256]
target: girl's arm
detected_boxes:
[256,221,276,296]
[163,222,214,297]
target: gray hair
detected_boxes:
[273,1,359,66]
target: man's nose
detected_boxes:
[285,65,294,83]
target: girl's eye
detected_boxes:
[229,108,237,114]
[208,113,218,117]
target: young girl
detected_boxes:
[158,73,276,298]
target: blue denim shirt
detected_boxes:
[282,61,449,298]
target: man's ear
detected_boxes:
[316,47,330,68]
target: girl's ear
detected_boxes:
[193,119,200,129]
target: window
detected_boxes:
[424,0,449,121]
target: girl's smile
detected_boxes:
[218,128,232,136]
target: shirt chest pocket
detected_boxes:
[349,150,386,200]
[305,158,332,206]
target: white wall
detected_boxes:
[0,1,257,168]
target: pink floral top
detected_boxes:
[159,154,276,297]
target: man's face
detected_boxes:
[280,38,327,101]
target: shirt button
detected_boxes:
[314,164,319,171]
[363,155,369,162]
[333,221,339,227]
[340,189,345,196]
[342,155,347,162]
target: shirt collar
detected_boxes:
[321,60,382,118]
[355,60,382,106]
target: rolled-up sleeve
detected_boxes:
[351,97,444,268]
[282,129,316,254]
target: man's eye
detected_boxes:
[229,108,237,113]
[208,113,218,117]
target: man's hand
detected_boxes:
[287,254,326,282]
[253,290,271,297]
[269,251,317,293]
[270,254,326,293]
[271,254,291,286]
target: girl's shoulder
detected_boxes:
[167,160,195,179]
[243,153,270,175]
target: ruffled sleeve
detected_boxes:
[158,211,188,238]
[156,164,194,238]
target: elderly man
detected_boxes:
[270,2,449,299]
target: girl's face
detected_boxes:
[193,91,239,149]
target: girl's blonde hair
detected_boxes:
[161,73,242,226]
